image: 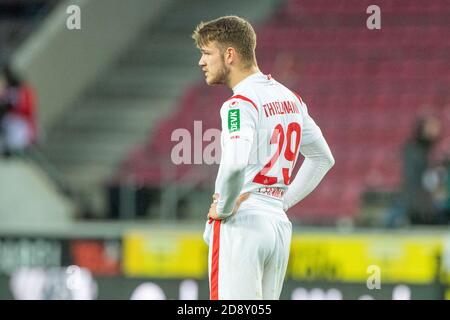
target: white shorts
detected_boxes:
[203,194,292,300]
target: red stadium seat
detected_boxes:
[118,0,450,224]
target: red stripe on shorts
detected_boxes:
[210,220,221,300]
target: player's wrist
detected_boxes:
[216,205,233,219]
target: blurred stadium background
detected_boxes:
[0,0,449,299]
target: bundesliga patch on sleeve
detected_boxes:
[228,109,240,133]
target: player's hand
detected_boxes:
[207,193,250,220]
[207,194,220,221]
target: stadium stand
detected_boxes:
[0,0,60,64]
[118,0,450,224]
[5,0,274,220]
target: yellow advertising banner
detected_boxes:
[289,233,444,283]
[123,230,208,278]
[123,228,447,283]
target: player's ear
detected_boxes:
[224,47,235,65]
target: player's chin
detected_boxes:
[204,76,214,86]
[205,76,220,86]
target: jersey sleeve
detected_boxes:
[300,101,323,146]
[214,98,257,216]
[220,98,258,146]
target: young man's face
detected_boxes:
[198,41,230,85]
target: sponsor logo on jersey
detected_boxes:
[228,109,240,133]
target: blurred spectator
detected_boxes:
[385,114,443,227]
[435,147,450,223]
[0,64,38,157]
[422,164,448,224]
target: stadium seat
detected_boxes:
[118,0,450,224]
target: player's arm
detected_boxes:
[283,135,334,211]
[212,99,257,219]
[283,101,335,211]
[212,136,252,218]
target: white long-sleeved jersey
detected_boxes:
[215,72,334,216]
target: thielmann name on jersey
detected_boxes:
[262,100,300,118]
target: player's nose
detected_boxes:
[198,55,206,67]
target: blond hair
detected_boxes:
[192,15,257,68]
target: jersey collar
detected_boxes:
[232,71,264,93]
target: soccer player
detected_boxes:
[192,16,335,300]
